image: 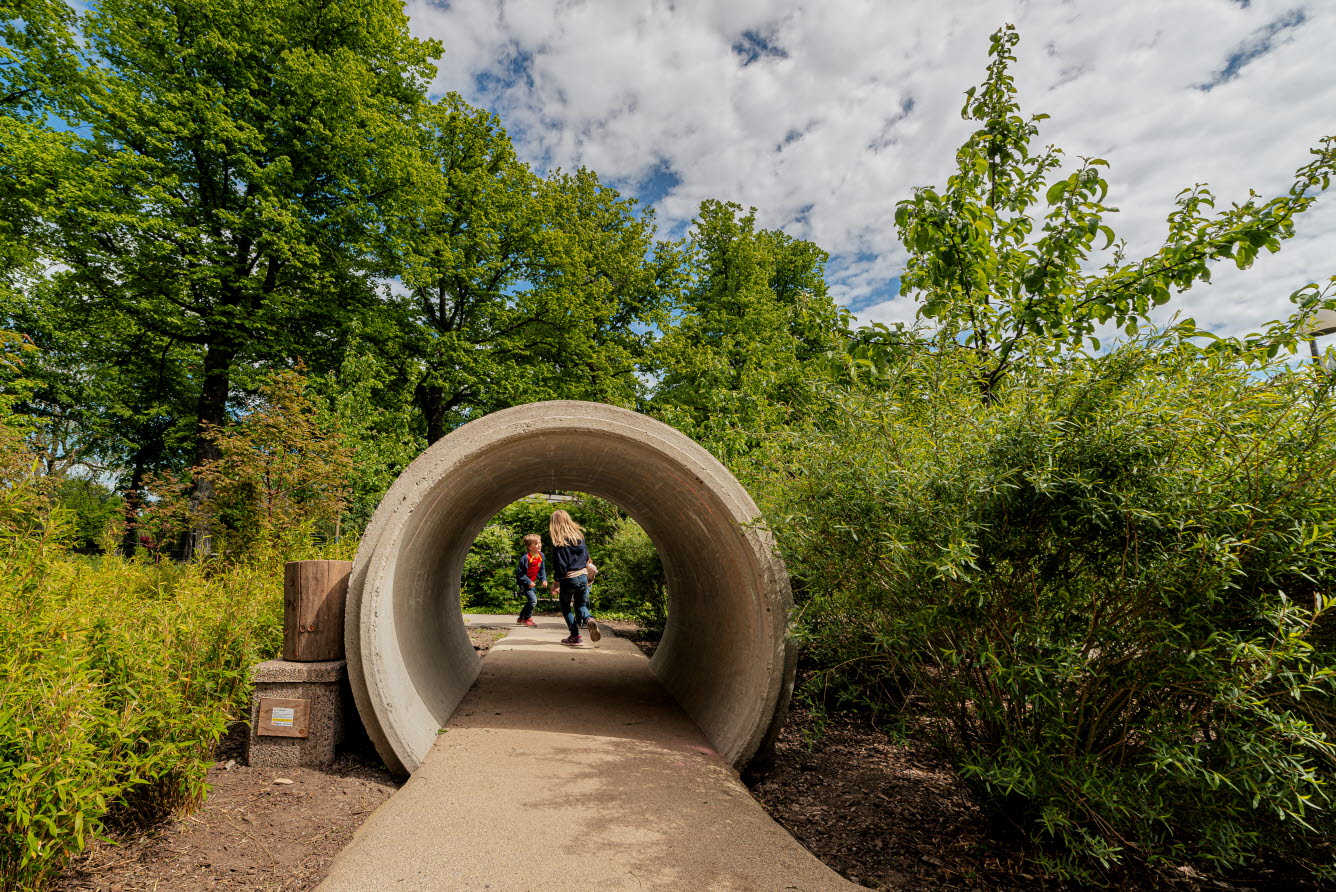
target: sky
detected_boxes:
[402,0,1336,339]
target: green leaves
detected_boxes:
[885,24,1335,404]
[647,199,846,458]
[756,340,1336,881]
[23,0,441,489]
[0,424,289,887]
[381,95,675,442]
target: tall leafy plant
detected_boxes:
[891,25,1336,401]
[761,341,1336,881]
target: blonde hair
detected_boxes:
[522,533,541,548]
[548,509,584,547]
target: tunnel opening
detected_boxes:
[459,492,668,635]
[345,401,795,776]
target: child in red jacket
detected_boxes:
[514,533,545,627]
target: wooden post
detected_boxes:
[283,560,352,662]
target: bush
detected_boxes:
[756,341,1336,882]
[0,416,287,890]
[593,516,667,630]
[461,522,516,609]
[142,370,352,561]
[53,478,121,552]
[0,551,285,890]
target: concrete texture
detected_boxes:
[247,659,347,768]
[346,401,795,775]
[251,659,348,684]
[318,626,854,892]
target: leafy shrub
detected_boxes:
[594,516,667,630]
[0,413,287,891]
[461,522,516,609]
[142,370,352,560]
[0,550,285,890]
[757,342,1336,882]
[53,478,121,552]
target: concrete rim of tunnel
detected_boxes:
[344,401,795,776]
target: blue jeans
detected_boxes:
[558,574,590,636]
[517,585,538,621]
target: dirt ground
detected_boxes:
[53,755,401,892]
[748,705,1328,892]
[51,629,506,892]
[53,622,1327,892]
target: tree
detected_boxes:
[0,0,82,305]
[891,24,1336,402]
[10,294,200,551]
[649,199,846,456]
[379,94,684,442]
[315,338,424,531]
[33,0,439,554]
[143,369,351,559]
[0,0,82,114]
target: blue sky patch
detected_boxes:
[636,160,682,206]
[1200,8,1307,90]
[732,29,788,66]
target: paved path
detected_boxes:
[318,617,856,892]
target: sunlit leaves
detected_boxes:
[884,24,1335,403]
[755,341,1336,881]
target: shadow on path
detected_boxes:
[317,622,857,891]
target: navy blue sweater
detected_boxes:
[552,540,589,577]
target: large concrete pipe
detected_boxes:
[345,401,795,775]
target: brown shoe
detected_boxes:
[586,619,601,642]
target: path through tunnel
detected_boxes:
[344,401,796,775]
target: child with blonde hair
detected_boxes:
[513,533,545,627]
[549,509,600,645]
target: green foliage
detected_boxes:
[52,478,121,552]
[460,522,516,610]
[1,0,84,303]
[21,0,440,532]
[650,199,847,459]
[379,93,683,442]
[890,24,1336,401]
[812,25,1336,881]
[142,370,351,560]
[0,410,286,891]
[199,371,351,557]
[594,516,667,631]
[0,0,84,119]
[758,340,1336,881]
[316,344,424,533]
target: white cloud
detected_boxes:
[407,0,1336,338]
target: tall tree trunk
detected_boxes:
[184,339,236,559]
[120,417,169,556]
[120,461,146,557]
[415,381,446,445]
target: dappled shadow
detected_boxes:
[449,633,707,748]
[318,630,853,891]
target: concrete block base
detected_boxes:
[246,659,347,769]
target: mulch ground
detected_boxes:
[746,704,1328,892]
[51,628,506,892]
[54,621,1328,892]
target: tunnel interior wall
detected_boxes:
[346,402,794,775]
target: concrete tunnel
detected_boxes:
[344,400,797,775]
